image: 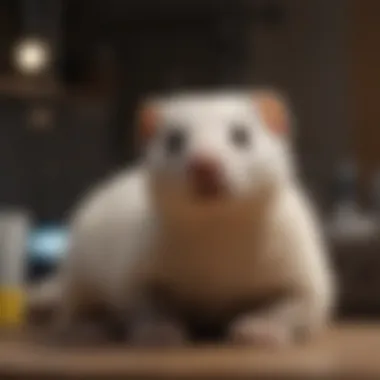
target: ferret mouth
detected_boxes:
[190,181,228,201]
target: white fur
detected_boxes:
[29,92,335,343]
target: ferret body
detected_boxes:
[31,91,335,346]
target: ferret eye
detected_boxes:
[230,124,251,148]
[164,128,186,155]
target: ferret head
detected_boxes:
[137,90,295,219]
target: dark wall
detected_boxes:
[0,97,113,221]
[1,1,258,221]
[251,0,349,210]
[1,0,349,220]
[62,0,261,164]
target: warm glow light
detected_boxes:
[13,38,51,75]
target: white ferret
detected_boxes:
[29,90,335,346]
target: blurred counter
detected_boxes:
[1,324,380,379]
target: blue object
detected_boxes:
[27,224,70,264]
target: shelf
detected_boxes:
[0,76,63,100]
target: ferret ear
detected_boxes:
[135,100,159,146]
[252,90,291,137]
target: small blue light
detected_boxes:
[28,224,70,263]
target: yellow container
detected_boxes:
[0,286,26,327]
[0,210,30,329]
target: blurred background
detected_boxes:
[0,0,380,321]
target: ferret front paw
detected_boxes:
[228,316,293,348]
[128,319,188,347]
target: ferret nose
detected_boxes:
[187,156,220,183]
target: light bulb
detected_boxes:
[13,37,51,75]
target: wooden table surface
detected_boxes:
[1,323,380,378]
